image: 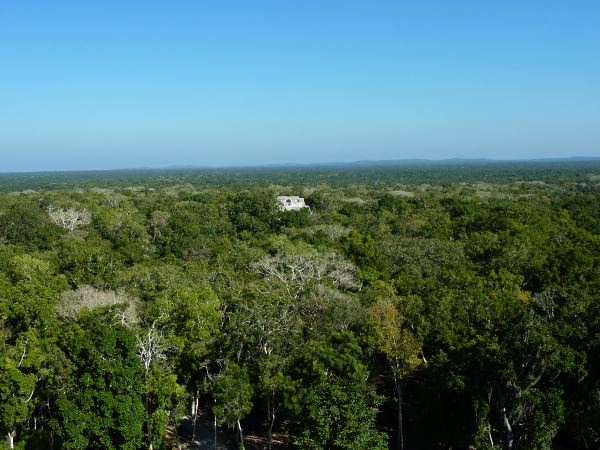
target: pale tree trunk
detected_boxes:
[395,377,404,450]
[500,406,514,450]
[214,413,217,450]
[486,386,494,448]
[191,390,199,441]
[488,422,495,447]
[47,400,54,450]
[267,391,275,450]
[237,419,245,450]
[8,430,15,450]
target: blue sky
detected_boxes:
[1,1,599,171]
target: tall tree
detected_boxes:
[284,332,387,450]
[364,301,422,450]
[51,310,145,450]
[211,363,254,450]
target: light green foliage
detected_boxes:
[212,364,253,429]
[0,196,64,251]
[57,239,122,288]
[0,331,45,447]
[364,301,422,379]
[149,283,221,359]
[92,206,150,263]
[144,369,183,450]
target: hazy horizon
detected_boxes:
[1,156,600,175]
[1,1,599,171]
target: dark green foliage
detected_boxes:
[284,333,387,449]
[343,231,390,281]
[212,364,254,428]
[57,239,122,288]
[291,378,387,450]
[51,312,145,450]
[143,369,180,450]
[158,200,234,258]
[228,189,282,234]
[0,197,63,251]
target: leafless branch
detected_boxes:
[47,206,91,231]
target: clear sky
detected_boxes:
[1,1,599,171]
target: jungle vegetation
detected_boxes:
[1,161,599,449]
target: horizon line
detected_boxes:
[2,156,600,175]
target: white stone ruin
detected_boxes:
[277,196,311,212]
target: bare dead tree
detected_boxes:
[47,206,92,231]
[137,322,166,375]
[251,252,356,299]
[534,289,556,321]
[58,285,139,325]
[148,211,170,241]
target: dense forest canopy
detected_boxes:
[1,161,599,449]
[1,159,600,192]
